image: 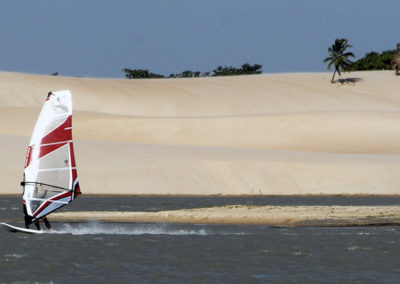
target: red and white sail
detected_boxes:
[22,90,81,221]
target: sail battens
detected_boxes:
[27,198,69,205]
[22,90,81,219]
[40,140,73,147]
[23,181,69,191]
[38,167,77,172]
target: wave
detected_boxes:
[4,253,26,258]
[49,222,209,236]
[47,221,250,236]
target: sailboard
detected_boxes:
[0,222,45,234]
[22,90,81,224]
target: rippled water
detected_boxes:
[1,196,400,283]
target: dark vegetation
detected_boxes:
[122,63,263,79]
[323,38,355,83]
[346,50,396,71]
[122,68,164,79]
[324,38,400,83]
[212,63,263,76]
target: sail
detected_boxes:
[22,90,81,221]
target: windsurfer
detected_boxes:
[19,90,79,232]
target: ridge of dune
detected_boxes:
[1,71,400,116]
[0,71,399,195]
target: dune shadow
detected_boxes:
[337,77,362,85]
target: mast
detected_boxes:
[22,90,81,221]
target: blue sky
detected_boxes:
[0,0,398,78]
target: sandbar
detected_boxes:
[50,205,400,227]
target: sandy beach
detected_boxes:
[1,70,400,196]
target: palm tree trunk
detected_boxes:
[331,70,336,83]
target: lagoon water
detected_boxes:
[1,196,400,283]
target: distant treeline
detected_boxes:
[346,50,397,71]
[122,63,263,79]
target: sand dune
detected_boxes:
[1,70,400,195]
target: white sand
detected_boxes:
[1,71,400,195]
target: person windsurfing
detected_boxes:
[20,90,80,231]
[19,92,54,230]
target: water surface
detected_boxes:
[1,196,399,283]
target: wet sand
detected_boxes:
[50,205,400,227]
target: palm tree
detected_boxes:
[323,38,355,83]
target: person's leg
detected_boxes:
[34,220,40,230]
[24,215,31,229]
[43,217,51,229]
[23,204,32,229]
